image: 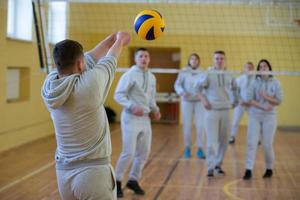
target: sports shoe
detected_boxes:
[117,181,124,198]
[263,169,273,178]
[215,166,225,175]
[184,147,191,158]
[207,169,214,177]
[197,148,206,159]
[126,180,145,195]
[229,136,235,144]
[243,169,252,180]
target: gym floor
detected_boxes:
[0,124,299,200]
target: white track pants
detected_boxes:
[245,113,277,170]
[205,109,230,171]
[115,111,152,181]
[230,105,246,137]
[181,100,205,148]
[56,164,116,200]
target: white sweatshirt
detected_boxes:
[174,66,202,101]
[41,53,117,169]
[114,65,159,115]
[194,67,238,110]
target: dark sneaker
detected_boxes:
[126,180,145,195]
[215,166,225,175]
[197,148,206,159]
[207,169,214,177]
[263,169,273,178]
[243,169,252,180]
[117,181,124,198]
[229,136,235,144]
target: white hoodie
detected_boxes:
[174,66,202,101]
[114,65,159,115]
[236,74,255,102]
[194,67,238,110]
[41,53,117,170]
[246,76,283,115]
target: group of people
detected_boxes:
[175,51,283,180]
[41,32,282,200]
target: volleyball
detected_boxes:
[134,10,165,40]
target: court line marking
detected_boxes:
[223,179,244,200]
[143,183,300,191]
[153,154,182,200]
[0,161,55,193]
[0,128,121,194]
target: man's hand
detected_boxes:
[202,99,212,110]
[116,32,131,46]
[152,112,161,121]
[131,106,144,116]
[182,92,192,99]
[263,104,273,112]
[259,90,269,100]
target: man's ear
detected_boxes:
[75,58,85,73]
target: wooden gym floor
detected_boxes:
[0,123,299,200]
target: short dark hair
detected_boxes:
[214,50,225,56]
[134,47,149,56]
[53,39,83,74]
[188,53,200,66]
[256,59,273,78]
[245,61,254,66]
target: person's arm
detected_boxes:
[106,32,130,59]
[174,72,185,95]
[194,73,211,109]
[245,80,272,111]
[259,91,280,106]
[114,74,145,116]
[197,92,211,110]
[149,76,160,116]
[250,100,273,112]
[259,81,283,106]
[114,74,134,109]
[231,78,239,108]
[82,31,131,104]
[87,33,116,61]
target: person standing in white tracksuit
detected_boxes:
[194,50,238,177]
[243,59,283,180]
[174,53,206,159]
[229,62,255,144]
[114,48,161,198]
[41,32,131,200]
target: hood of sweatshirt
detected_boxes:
[182,66,201,75]
[41,70,80,109]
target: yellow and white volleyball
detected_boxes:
[134,10,165,40]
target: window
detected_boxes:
[7,0,33,41]
[48,1,67,44]
[6,67,30,103]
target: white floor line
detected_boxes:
[0,161,55,193]
[0,128,121,193]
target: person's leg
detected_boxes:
[182,100,193,157]
[115,112,139,181]
[215,110,230,173]
[127,117,152,195]
[56,169,77,200]
[128,117,152,181]
[72,165,116,200]
[205,110,219,176]
[243,114,261,179]
[262,115,277,178]
[195,101,205,158]
[229,105,245,144]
